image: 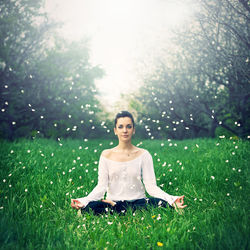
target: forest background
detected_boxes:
[0,0,249,140]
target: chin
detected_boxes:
[120,136,131,141]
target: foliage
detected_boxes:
[132,0,250,139]
[0,138,249,249]
[0,0,104,140]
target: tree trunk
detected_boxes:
[209,120,217,138]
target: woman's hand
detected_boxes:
[71,199,84,210]
[173,195,187,211]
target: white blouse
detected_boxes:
[76,150,180,207]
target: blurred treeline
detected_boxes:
[0,0,111,140]
[130,0,250,140]
[0,0,249,140]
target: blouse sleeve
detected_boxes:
[142,150,180,206]
[76,155,108,207]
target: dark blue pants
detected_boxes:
[81,198,174,215]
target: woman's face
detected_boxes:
[114,117,135,142]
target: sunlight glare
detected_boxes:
[45,0,193,108]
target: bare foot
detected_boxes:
[101,199,116,206]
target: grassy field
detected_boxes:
[0,137,249,249]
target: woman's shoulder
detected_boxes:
[101,149,112,158]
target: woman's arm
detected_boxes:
[142,151,187,208]
[71,153,109,209]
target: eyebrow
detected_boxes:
[118,123,132,126]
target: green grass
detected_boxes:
[0,138,249,249]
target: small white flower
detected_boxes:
[227,193,230,196]
[25,189,28,192]
[211,176,215,180]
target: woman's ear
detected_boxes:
[133,128,135,134]
[114,127,117,135]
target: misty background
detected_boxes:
[0,0,249,140]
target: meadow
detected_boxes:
[0,137,249,249]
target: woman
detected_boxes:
[71,111,187,215]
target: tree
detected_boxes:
[133,0,250,139]
[0,0,105,139]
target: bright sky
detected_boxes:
[45,0,194,110]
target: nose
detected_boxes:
[123,127,127,132]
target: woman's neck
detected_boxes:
[116,141,134,151]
